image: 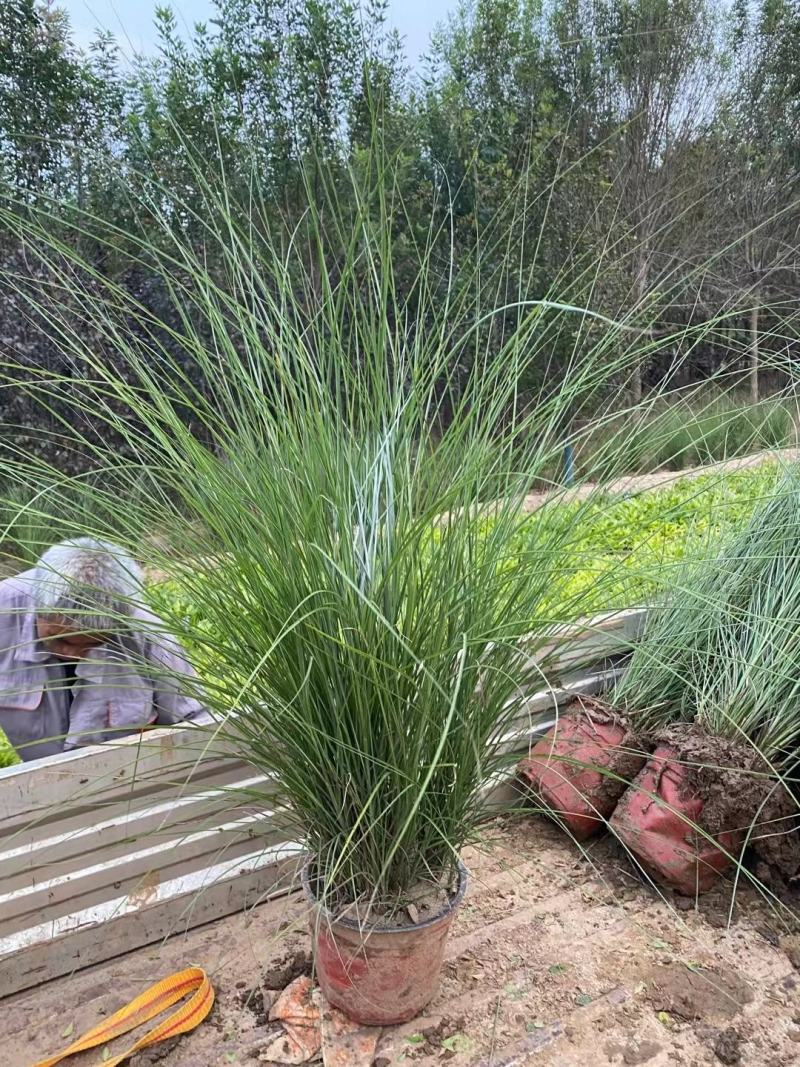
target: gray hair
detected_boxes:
[31,537,143,633]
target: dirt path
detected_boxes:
[520,446,800,513]
[6,816,800,1067]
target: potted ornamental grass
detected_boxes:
[609,472,800,893]
[0,159,693,1024]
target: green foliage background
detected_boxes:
[1,0,799,458]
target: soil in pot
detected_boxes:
[302,859,467,1027]
[610,725,775,895]
[517,695,648,840]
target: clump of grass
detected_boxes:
[0,480,77,565]
[0,468,169,570]
[2,153,796,909]
[582,391,796,479]
[677,477,800,760]
[612,466,800,755]
[607,471,800,890]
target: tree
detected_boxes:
[564,0,724,400]
[721,0,800,401]
[0,0,85,200]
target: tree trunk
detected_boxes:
[749,299,760,405]
[630,251,650,405]
[630,364,643,405]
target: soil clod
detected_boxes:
[263,950,313,990]
[780,935,800,971]
[237,986,266,1021]
[402,1016,467,1059]
[622,1038,662,1064]
[129,1037,183,1065]
[713,1027,742,1064]
[647,964,753,1021]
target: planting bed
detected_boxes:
[7,817,800,1067]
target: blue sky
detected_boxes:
[60,0,453,67]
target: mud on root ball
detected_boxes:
[612,724,791,894]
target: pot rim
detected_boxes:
[300,855,469,935]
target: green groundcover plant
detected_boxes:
[0,733,18,768]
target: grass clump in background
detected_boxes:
[580,391,797,479]
[605,469,800,890]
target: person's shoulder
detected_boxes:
[129,603,174,651]
[131,602,163,631]
[0,567,36,607]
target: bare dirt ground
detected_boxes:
[7,814,800,1067]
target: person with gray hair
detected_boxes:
[0,537,209,761]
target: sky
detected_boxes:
[59,0,453,68]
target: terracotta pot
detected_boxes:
[301,858,468,1026]
[610,744,743,894]
[518,702,646,840]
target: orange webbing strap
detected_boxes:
[30,966,214,1067]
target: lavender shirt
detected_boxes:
[0,569,209,762]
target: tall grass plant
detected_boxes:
[2,147,798,912]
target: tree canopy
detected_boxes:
[1,0,798,440]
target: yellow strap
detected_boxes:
[29,966,214,1067]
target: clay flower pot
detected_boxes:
[301,858,468,1026]
[517,697,647,840]
[610,744,743,894]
